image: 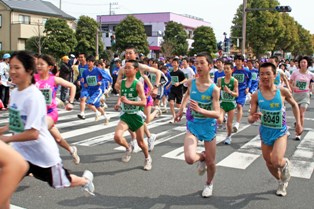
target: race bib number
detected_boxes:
[261,110,282,129]
[251,72,257,80]
[79,68,85,77]
[221,90,234,102]
[150,74,156,85]
[9,108,24,133]
[121,97,140,114]
[40,88,52,105]
[296,80,307,90]
[171,76,179,85]
[233,73,244,83]
[86,76,97,86]
[191,101,211,119]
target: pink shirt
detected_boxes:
[290,69,314,93]
[34,74,58,112]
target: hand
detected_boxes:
[175,110,184,122]
[245,88,249,95]
[295,123,303,136]
[97,82,102,86]
[65,103,73,111]
[223,86,230,93]
[84,83,88,88]
[0,135,10,143]
[114,104,121,111]
[189,99,201,113]
[174,82,180,87]
[151,88,158,98]
[120,96,129,104]
[250,112,263,123]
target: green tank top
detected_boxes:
[121,79,141,114]
[221,77,236,102]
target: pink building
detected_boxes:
[96,12,211,53]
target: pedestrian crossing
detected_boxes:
[1,109,313,180]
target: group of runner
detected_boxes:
[0,48,313,208]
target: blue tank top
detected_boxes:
[274,72,281,86]
[257,88,286,129]
[187,79,216,122]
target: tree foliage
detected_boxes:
[231,0,313,58]
[75,15,104,56]
[44,18,77,58]
[114,15,149,55]
[190,26,217,55]
[162,21,188,56]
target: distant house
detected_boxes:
[97,12,211,55]
[0,0,75,51]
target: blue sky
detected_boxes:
[47,0,313,41]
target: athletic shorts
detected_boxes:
[146,95,154,107]
[26,162,71,189]
[120,112,145,132]
[236,90,247,106]
[80,88,89,99]
[47,108,58,123]
[87,89,103,108]
[259,126,288,146]
[187,119,216,142]
[168,90,183,104]
[220,102,236,112]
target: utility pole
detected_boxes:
[59,0,61,9]
[241,0,247,56]
[96,28,99,60]
[109,2,118,15]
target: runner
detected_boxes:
[248,62,302,196]
[35,54,80,164]
[217,61,238,144]
[113,60,152,170]
[0,140,28,209]
[0,51,95,196]
[289,56,314,140]
[232,54,252,132]
[175,52,220,197]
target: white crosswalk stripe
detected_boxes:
[2,109,313,180]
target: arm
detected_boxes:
[55,77,76,110]
[142,74,153,93]
[246,70,252,94]
[114,67,125,92]
[175,80,192,122]
[121,81,146,107]
[217,77,221,88]
[139,64,161,96]
[0,128,39,143]
[282,87,302,135]
[114,80,122,111]
[281,72,292,92]
[0,141,29,208]
[247,92,261,124]
[232,79,239,98]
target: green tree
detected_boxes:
[162,21,188,56]
[44,18,77,58]
[274,14,298,54]
[25,36,47,54]
[190,26,217,55]
[292,23,314,56]
[113,15,149,55]
[75,15,104,56]
[231,0,285,57]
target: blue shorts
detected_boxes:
[86,89,103,108]
[80,87,89,99]
[236,90,247,106]
[259,125,288,146]
[187,119,216,142]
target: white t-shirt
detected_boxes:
[10,85,61,168]
[0,61,10,86]
[180,66,195,87]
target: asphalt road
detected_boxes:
[2,94,314,209]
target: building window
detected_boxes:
[18,15,30,24]
[42,18,48,26]
[144,25,152,37]
[0,15,2,27]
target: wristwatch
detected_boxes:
[154,84,159,88]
